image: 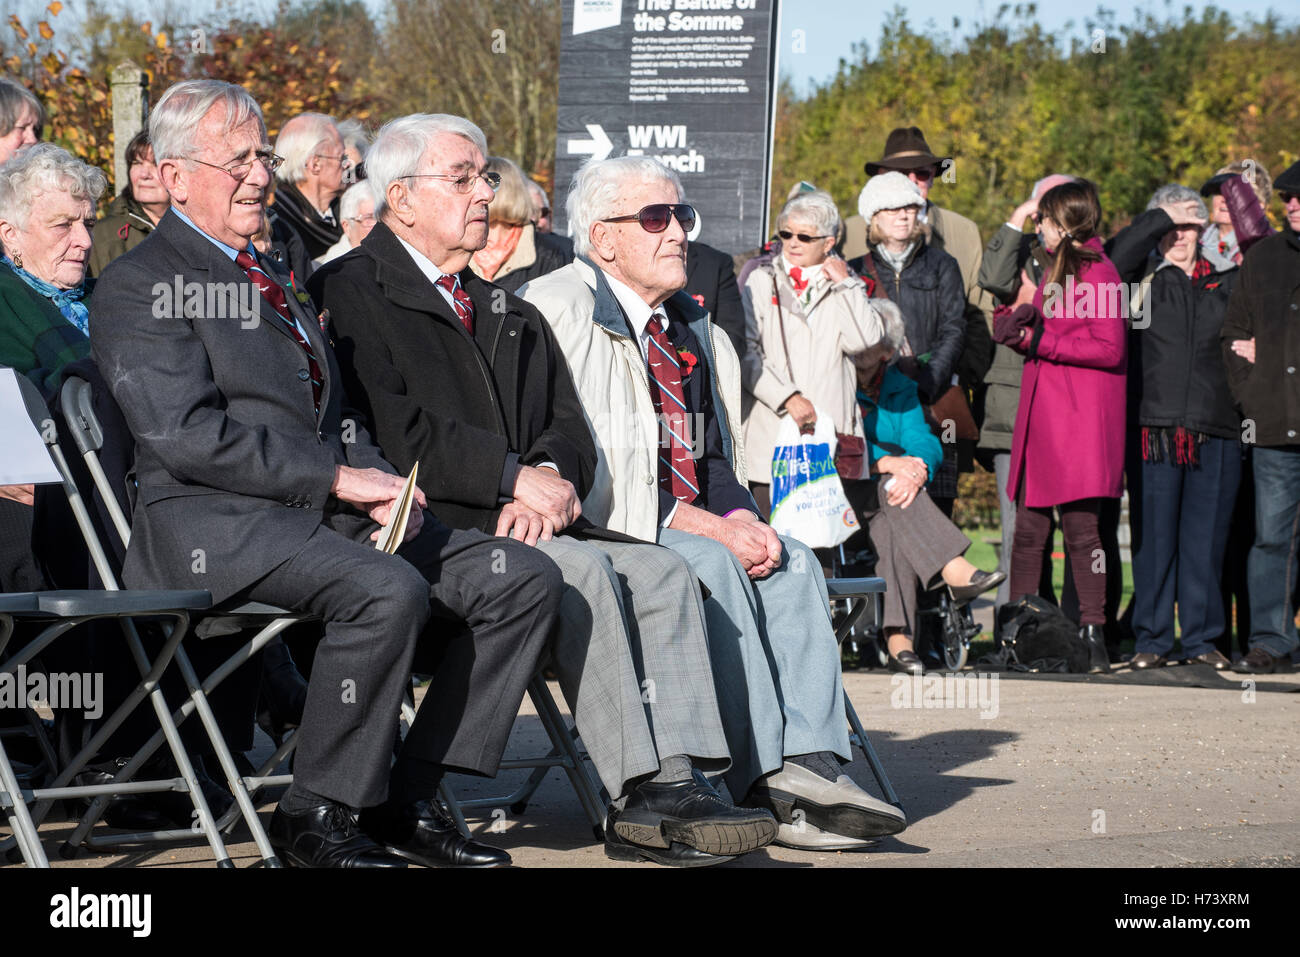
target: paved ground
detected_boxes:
[7,658,1296,869]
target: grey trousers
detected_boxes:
[536,536,730,797]
[865,488,971,635]
[658,528,850,799]
[245,517,559,809]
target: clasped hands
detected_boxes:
[494,465,582,546]
[719,509,783,579]
[875,454,928,509]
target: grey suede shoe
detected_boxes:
[743,762,907,840]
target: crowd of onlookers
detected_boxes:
[1,69,1298,867]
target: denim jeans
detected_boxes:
[1247,445,1300,657]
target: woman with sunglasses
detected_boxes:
[739,189,895,518]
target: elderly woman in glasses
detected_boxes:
[469,156,573,294]
[740,189,894,517]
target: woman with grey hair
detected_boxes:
[841,311,1004,674]
[0,143,103,513]
[1106,178,1266,670]
[0,77,43,164]
[740,189,892,517]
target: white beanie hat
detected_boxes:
[857,171,924,223]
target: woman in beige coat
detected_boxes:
[741,190,897,515]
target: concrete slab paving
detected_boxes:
[5,666,1297,869]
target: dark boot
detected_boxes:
[1080,624,1109,674]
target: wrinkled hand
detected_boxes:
[1230,337,1256,364]
[783,393,817,433]
[1160,199,1208,228]
[332,466,428,543]
[882,471,923,509]
[878,454,928,486]
[822,256,850,284]
[1011,197,1039,230]
[494,501,554,546]
[512,465,580,533]
[0,484,35,507]
[720,512,783,579]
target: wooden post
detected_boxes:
[110,61,148,195]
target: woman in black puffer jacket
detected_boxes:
[1107,179,1266,670]
[847,172,966,513]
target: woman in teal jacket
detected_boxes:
[850,313,1003,674]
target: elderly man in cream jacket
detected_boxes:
[521,156,906,851]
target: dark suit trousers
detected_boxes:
[242,513,559,809]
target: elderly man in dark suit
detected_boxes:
[90,79,560,868]
[310,113,777,867]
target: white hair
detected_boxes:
[1147,183,1208,222]
[526,178,548,214]
[0,142,106,230]
[149,79,264,165]
[338,180,372,222]
[366,113,488,218]
[275,113,342,184]
[335,118,370,159]
[566,155,684,258]
[777,190,840,239]
[1031,173,1077,199]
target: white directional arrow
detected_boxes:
[566,123,613,161]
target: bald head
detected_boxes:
[1032,174,1076,200]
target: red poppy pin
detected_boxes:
[677,347,698,376]
[691,293,705,307]
[863,276,877,297]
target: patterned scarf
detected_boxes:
[3,256,89,336]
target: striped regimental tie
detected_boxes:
[645,313,699,503]
[235,250,323,417]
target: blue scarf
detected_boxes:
[2,256,90,337]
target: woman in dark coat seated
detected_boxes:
[849,309,1003,674]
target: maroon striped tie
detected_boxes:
[645,314,699,503]
[436,273,475,335]
[235,250,323,417]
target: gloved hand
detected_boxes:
[992,303,1039,348]
[1222,174,1272,257]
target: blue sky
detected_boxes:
[27,0,1297,95]
[775,0,1297,93]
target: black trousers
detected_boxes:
[243,514,560,809]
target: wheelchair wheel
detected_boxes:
[938,594,976,671]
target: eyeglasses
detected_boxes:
[186,149,284,182]
[403,170,502,194]
[777,229,830,243]
[601,203,696,233]
[347,213,377,225]
[314,152,353,170]
[1280,191,1298,204]
[886,166,934,182]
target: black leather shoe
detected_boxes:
[1188,650,1231,671]
[1231,646,1291,675]
[887,648,924,675]
[613,770,776,857]
[269,801,407,868]
[75,753,234,829]
[70,766,172,830]
[604,808,733,867]
[948,568,1007,603]
[1129,652,1166,670]
[359,799,510,868]
[1080,624,1110,674]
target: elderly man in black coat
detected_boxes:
[311,113,777,867]
[90,80,561,869]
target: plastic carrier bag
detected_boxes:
[768,409,858,549]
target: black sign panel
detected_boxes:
[554,0,779,256]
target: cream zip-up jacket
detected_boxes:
[520,256,748,542]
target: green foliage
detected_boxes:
[773,5,1300,236]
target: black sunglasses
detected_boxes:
[602,203,696,233]
[1280,191,1298,204]
[778,229,830,243]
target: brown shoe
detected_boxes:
[1188,650,1231,670]
[1231,646,1291,675]
[1129,653,1166,670]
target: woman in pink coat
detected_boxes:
[993,179,1126,672]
